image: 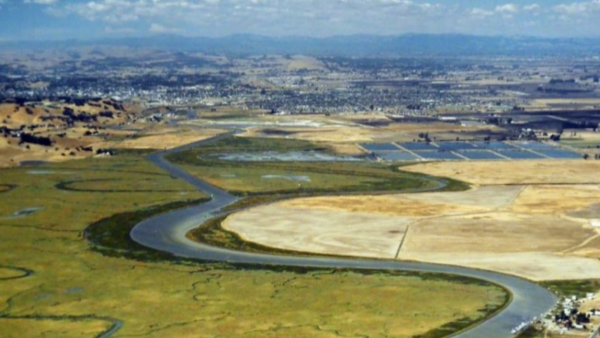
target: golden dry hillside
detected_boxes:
[0,98,133,128]
[0,98,139,167]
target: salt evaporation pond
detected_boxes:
[262,175,311,182]
[215,151,362,162]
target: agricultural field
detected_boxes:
[0,149,509,338]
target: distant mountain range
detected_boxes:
[3,34,600,57]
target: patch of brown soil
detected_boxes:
[402,161,600,185]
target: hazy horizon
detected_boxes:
[5,32,600,43]
[2,0,600,42]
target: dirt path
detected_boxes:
[560,230,600,255]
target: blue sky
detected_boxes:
[1,0,600,41]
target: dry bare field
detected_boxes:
[224,204,413,258]
[402,160,600,185]
[96,126,225,150]
[242,122,503,144]
[224,166,600,280]
[231,112,503,144]
[530,98,600,107]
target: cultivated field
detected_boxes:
[0,152,507,338]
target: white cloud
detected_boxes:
[24,0,57,4]
[470,8,494,19]
[105,26,137,34]
[45,0,600,38]
[495,3,518,13]
[65,0,211,23]
[554,0,600,15]
[524,4,541,12]
[63,0,445,24]
[470,3,519,19]
[149,23,181,34]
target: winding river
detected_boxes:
[131,132,558,338]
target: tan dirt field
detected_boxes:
[223,205,413,258]
[285,55,327,71]
[399,252,600,281]
[569,236,600,259]
[241,126,374,143]
[532,98,600,107]
[280,194,494,217]
[224,184,600,281]
[509,185,600,215]
[402,160,600,185]
[563,130,600,142]
[400,185,524,208]
[96,128,224,150]
[579,295,600,313]
[242,121,503,144]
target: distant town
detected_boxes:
[2,50,599,117]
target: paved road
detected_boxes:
[131,133,558,338]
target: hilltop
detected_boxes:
[0,97,138,167]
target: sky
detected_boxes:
[1,0,600,41]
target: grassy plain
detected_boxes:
[0,318,112,338]
[0,151,507,338]
[0,267,27,279]
[0,184,14,193]
[541,280,600,299]
[167,136,461,195]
